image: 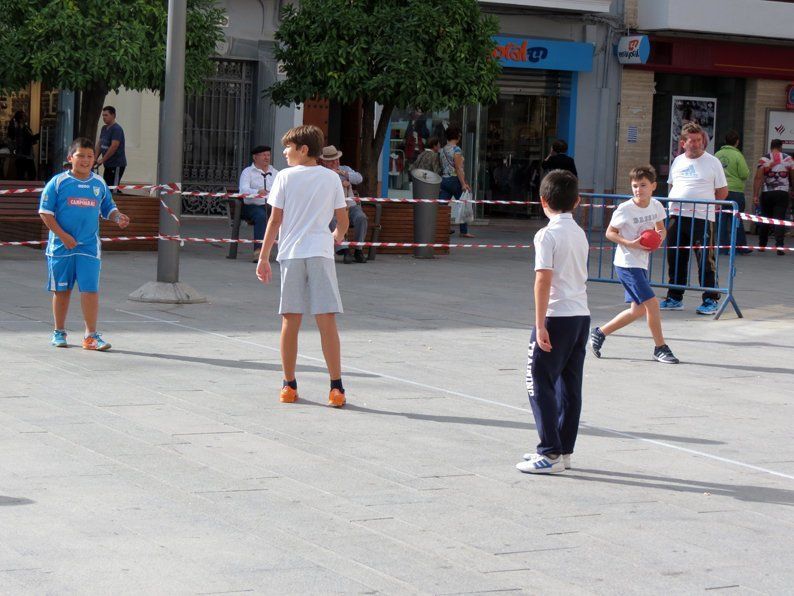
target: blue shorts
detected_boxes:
[46,255,101,293]
[615,266,655,304]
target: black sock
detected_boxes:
[283,379,297,390]
[330,378,344,393]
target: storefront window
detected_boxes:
[383,75,566,222]
[476,93,558,218]
[650,73,745,195]
[385,107,464,198]
[0,84,60,181]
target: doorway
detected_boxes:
[182,58,256,214]
[477,93,558,218]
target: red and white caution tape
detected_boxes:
[732,211,794,228]
[5,183,794,228]
[3,235,792,252]
[0,183,159,195]
[6,184,794,225]
[159,199,181,223]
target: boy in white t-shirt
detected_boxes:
[256,125,350,407]
[517,170,590,475]
[589,166,679,364]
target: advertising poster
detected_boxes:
[669,96,717,164]
[766,109,794,153]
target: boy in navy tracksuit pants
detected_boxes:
[517,170,590,474]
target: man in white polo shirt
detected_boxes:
[238,145,279,261]
[661,122,728,316]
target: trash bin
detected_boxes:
[411,168,442,259]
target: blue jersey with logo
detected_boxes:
[38,171,117,258]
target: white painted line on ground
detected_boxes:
[117,308,794,482]
[0,320,180,324]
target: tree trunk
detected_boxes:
[358,100,394,198]
[77,82,109,144]
[359,100,377,197]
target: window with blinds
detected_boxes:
[497,69,572,97]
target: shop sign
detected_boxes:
[787,84,794,110]
[616,35,650,65]
[492,36,593,72]
[767,110,794,151]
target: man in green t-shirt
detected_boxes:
[714,130,751,254]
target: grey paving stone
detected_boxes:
[1,217,792,594]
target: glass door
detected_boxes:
[476,93,557,218]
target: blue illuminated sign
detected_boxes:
[492,36,594,72]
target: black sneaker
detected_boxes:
[653,344,679,364]
[343,250,353,264]
[354,249,367,263]
[589,327,605,358]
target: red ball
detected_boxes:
[639,229,662,251]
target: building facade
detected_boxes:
[383,0,623,218]
[616,0,794,196]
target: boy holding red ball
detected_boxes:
[590,166,679,364]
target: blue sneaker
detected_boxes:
[82,332,111,351]
[659,297,684,311]
[696,298,719,316]
[51,329,68,348]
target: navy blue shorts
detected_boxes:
[615,266,655,304]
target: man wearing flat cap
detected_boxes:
[320,145,368,263]
[239,145,279,261]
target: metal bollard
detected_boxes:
[411,169,442,259]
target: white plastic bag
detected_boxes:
[451,190,474,224]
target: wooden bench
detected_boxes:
[223,192,252,259]
[342,202,382,261]
[367,203,451,255]
[100,193,159,251]
[0,181,48,248]
[224,192,383,261]
[0,180,158,251]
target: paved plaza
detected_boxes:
[1,216,793,595]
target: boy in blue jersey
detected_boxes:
[38,138,130,350]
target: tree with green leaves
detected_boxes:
[0,0,225,143]
[270,0,500,196]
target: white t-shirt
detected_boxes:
[533,213,590,317]
[758,152,794,193]
[667,152,727,221]
[267,165,346,261]
[239,164,278,206]
[610,198,667,269]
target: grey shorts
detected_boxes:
[279,257,343,315]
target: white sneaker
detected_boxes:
[516,454,564,474]
[524,452,571,470]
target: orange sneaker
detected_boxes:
[82,332,111,351]
[280,386,298,403]
[328,388,346,408]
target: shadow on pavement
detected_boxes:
[111,349,380,378]
[597,355,793,375]
[617,332,794,351]
[0,496,35,506]
[341,403,724,445]
[565,468,794,505]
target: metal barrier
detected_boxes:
[580,193,742,320]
